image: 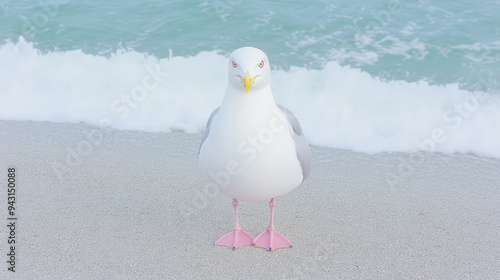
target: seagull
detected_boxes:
[198,47,311,251]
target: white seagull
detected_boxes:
[198,47,311,251]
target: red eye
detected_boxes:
[232,61,237,68]
[258,60,264,68]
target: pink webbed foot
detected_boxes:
[215,229,254,250]
[253,228,291,251]
[215,198,253,250]
[253,198,292,251]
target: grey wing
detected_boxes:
[198,107,220,155]
[277,104,312,181]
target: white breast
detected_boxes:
[199,88,303,202]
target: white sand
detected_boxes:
[0,120,499,279]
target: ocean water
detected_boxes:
[1,0,499,158]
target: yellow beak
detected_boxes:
[239,71,258,93]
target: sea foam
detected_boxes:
[1,37,499,158]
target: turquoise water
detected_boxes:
[1,0,499,91]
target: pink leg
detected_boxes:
[215,199,253,250]
[253,198,292,251]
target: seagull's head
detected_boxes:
[228,47,271,94]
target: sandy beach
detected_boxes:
[0,119,499,279]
